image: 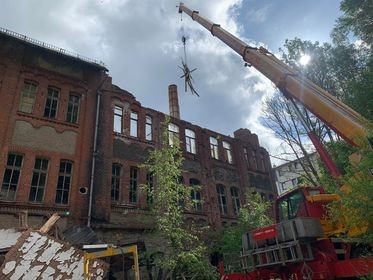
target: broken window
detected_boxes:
[260,153,266,171]
[223,141,233,164]
[129,167,138,203]
[29,158,49,203]
[145,115,152,141]
[130,111,138,137]
[210,137,219,159]
[55,161,73,204]
[251,150,258,170]
[146,172,154,205]
[66,94,80,124]
[190,178,202,212]
[243,147,249,166]
[113,105,123,133]
[1,154,23,201]
[185,129,196,154]
[168,123,179,146]
[19,80,37,113]
[44,87,59,118]
[216,184,227,215]
[230,187,240,215]
[111,164,121,201]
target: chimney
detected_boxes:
[168,84,180,119]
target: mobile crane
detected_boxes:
[178,3,373,279]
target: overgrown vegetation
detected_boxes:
[210,191,273,271]
[141,117,217,280]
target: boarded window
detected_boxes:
[19,81,37,113]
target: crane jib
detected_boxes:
[178,2,369,148]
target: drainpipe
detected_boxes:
[87,88,102,228]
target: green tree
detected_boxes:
[210,192,272,265]
[142,117,217,280]
[320,133,373,243]
[332,0,373,48]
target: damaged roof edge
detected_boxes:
[0,27,108,72]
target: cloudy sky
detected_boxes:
[0,0,342,165]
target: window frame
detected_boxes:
[1,154,23,201]
[146,172,154,205]
[185,129,196,154]
[28,158,49,203]
[230,187,240,215]
[111,164,121,202]
[114,105,123,133]
[130,111,138,137]
[190,178,202,212]
[19,80,38,113]
[251,150,258,170]
[145,115,153,141]
[129,167,138,204]
[44,86,60,119]
[216,184,228,215]
[55,160,73,205]
[66,93,80,124]
[210,137,219,160]
[168,123,179,146]
[222,141,233,164]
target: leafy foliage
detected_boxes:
[321,133,373,243]
[211,192,273,255]
[332,0,373,48]
[141,117,217,279]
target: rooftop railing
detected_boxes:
[0,27,106,68]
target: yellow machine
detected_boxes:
[83,244,140,280]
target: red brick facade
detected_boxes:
[0,30,276,237]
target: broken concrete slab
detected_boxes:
[0,230,108,279]
[0,229,22,250]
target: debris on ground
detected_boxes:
[0,230,108,279]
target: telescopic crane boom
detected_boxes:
[178,3,369,148]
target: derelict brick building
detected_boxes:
[0,28,276,241]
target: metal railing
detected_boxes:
[0,27,106,68]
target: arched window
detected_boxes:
[190,178,202,212]
[230,187,240,215]
[185,129,196,154]
[216,184,227,215]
